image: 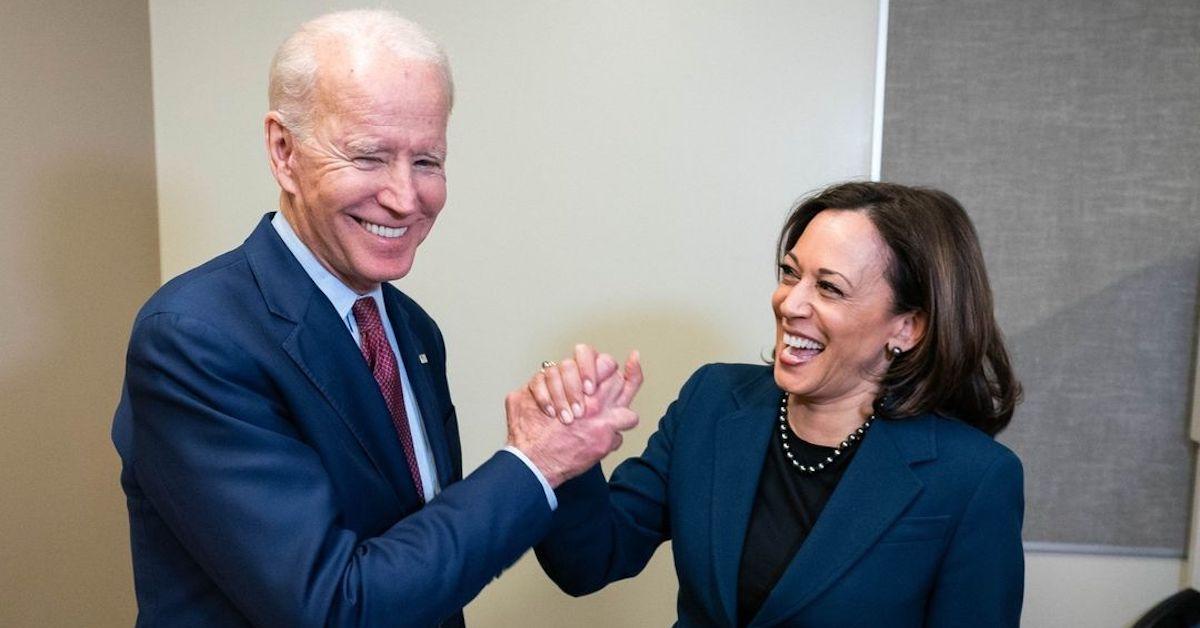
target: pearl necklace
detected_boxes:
[778,393,873,474]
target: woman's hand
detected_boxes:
[529,344,643,423]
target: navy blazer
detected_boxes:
[536,363,1024,627]
[113,215,552,627]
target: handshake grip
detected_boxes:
[505,350,643,488]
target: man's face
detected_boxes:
[279,51,449,292]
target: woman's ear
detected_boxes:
[265,112,300,195]
[892,309,928,352]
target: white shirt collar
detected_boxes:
[271,212,384,322]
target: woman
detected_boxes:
[529,182,1024,627]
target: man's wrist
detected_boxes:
[502,445,558,510]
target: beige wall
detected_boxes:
[0,1,1183,626]
[148,1,878,625]
[0,1,156,626]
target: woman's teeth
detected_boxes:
[358,219,407,239]
[783,333,824,351]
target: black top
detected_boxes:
[736,418,862,627]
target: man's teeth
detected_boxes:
[783,333,825,351]
[358,219,407,239]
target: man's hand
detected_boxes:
[505,347,643,487]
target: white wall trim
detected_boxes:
[869,0,889,181]
[1025,541,1184,559]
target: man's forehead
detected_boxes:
[312,49,448,112]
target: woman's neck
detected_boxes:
[786,392,877,447]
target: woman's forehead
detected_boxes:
[790,211,889,273]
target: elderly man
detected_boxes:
[112,10,638,627]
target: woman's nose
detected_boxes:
[781,283,814,318]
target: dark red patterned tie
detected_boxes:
[352,297,425,502]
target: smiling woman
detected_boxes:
[532,181,1026,627]
[774,182,1021,436]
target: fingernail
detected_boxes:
[584,380,595,395]
[572,402,584,417]
[560,409,573,423]
[545,405,555,416]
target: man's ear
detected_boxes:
[891,309,928,353]
[265,112,300,195]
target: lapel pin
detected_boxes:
[419,353,428,364]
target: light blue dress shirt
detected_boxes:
[271,212,555,508]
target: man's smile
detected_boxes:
[356,217,409,239]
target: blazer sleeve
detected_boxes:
[534,365,711,595]
[926,447,1025,627]
[125,311,551,628]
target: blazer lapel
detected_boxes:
[750,418,930,626]
[711,375,779,626]
[244,214,419,505]
[382,289,455,489]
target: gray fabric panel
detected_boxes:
[882,0,1200,551]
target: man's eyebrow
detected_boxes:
[343,138,386,153]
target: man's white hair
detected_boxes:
[269,9,453,136]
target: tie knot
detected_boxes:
[352,297,383,334]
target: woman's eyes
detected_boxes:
[779,265,845,297]
[817,280,844,297]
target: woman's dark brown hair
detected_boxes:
[777,181,1021,435]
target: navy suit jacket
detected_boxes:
[113,215,552,627]
[536,363,1024,627]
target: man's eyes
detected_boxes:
[414,154,445,170]
[351,155,442,169]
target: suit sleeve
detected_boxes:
[126,312,551,628]
[534,365,711,595]
[926,447,1025,627]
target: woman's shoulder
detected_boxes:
[883,412,1021,475]
[690,361,773,383]
[880,414,1023,514]
[926,413,1022,478]
[679,362,775,399]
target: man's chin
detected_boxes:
[365,259,416,285]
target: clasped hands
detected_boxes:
[505,344,643,488]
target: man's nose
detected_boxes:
[377,163,419,214]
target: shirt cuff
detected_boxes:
[502,446,558,511]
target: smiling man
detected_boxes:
[112,10,639,627]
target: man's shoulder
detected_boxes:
[137,246,258,325]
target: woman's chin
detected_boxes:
[773,364,809,395]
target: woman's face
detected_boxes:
[772,209,919,408]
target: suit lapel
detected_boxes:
[281,296,421,505]
[711,376,779,626]
[750,418,929,626]
[382,289,455,489]
[244,214,419,505]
